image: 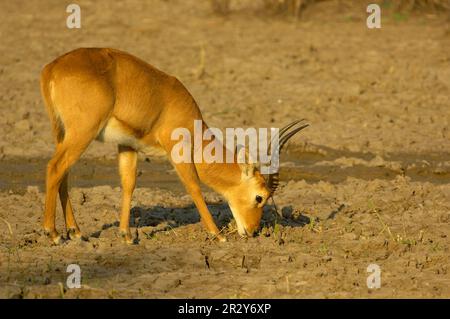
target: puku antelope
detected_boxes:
[40,48,308,244]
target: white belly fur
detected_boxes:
[96,117,166,156]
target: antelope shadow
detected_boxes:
[91,203,314,242]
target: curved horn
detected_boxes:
[266,120,309,194]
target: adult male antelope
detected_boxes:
[40,48,308,244]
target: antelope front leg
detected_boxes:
[172,162,226,242]
[118,145,137,244]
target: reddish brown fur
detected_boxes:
[40,48,270,244]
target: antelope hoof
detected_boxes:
[67,228,82,240]
[45,229,63,245]
[216,234,227,242]
[52,235,64,245]
[120,230,134,245]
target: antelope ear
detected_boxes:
[237,145,257,179]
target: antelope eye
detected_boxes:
[255,195,263,204]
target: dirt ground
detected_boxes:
[0,0,449,298]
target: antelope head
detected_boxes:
[225,120,309,237]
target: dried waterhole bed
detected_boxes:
[0,0,449,299]
[0,148,449,298]
[1,146,450,193]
